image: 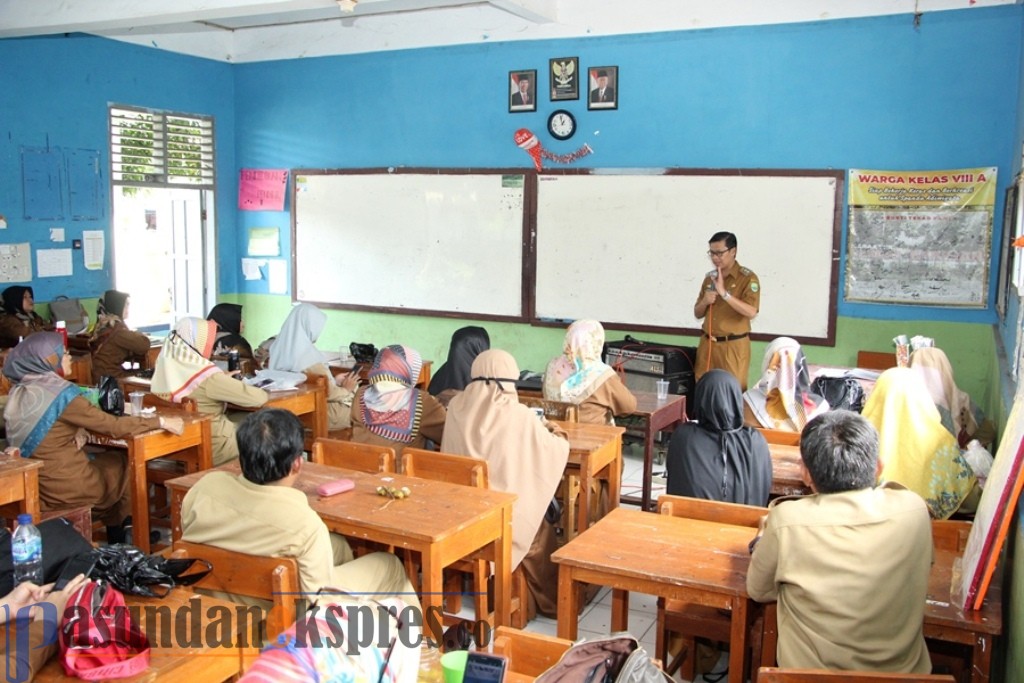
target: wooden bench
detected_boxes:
[517,395,579,422]
[311,437,395,473]
[492,626,572,681]
[856,350,897,371]
[757,668,955,683]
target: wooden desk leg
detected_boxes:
[198,421,213,470]
[557,565,578,640]
[494,506,512,628]
[610,588,629,631]
[761,603,778,668]
[577,456,592,535]
[728,597,750,683]
[22,469,39,519]
[972,633,992,683]
[170,489,186,543]
[607,444,622,515]
[641,418,655,512]
[421,547,445,647]
[127,443,153,553]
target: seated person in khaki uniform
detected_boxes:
[747,410,932,673]
[180,409,417,607]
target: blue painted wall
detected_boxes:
[230,7,1021,328]
[0,34,235,303]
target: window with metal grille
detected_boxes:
[109,105,215,188]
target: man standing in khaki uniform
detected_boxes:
[693,231,760,390]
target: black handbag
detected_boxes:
[97,375,125,416]
[91,544,212,598]
[0,517,95,594]
[349,342,378,365]
[811,375,865,413]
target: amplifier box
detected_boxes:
[603,338,697,398]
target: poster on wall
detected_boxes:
[846,167,996,306]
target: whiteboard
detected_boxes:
[533,171,842,343]
[293,170,527,319]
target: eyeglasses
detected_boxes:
[707,248,734,257]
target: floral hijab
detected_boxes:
[744,337,827,431]
[90,289,130,346]
[862,367,976,519]
[359,345,424,444]
[151,317,221,403]
[3,332,80,458]
[542,319,615,403]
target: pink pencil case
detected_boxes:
[317,478,355,496]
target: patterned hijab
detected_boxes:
[744,337,826,431]
[269,303,327,373]
[151,317,221,402]
[543,319,615,403]
[862,367,976,519]
[359,345,423,443]
[909,347,978,443]
[3,332,80,458]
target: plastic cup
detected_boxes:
[656,379,669,400]
[129,391,145,416]
[441,650,468,683]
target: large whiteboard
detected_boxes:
[533,171,842,343]
[293,170,527,319]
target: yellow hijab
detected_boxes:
[861,367,975,519]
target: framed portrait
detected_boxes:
[549,57,579,101]
[509,70,537,113]
[587,65,618,110]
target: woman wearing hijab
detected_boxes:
[442,349,569,618]
[152,317,269,465]
[909,347,995,449]
[0,286,50,348]
[2,333,183,542]
[862,367,978,519]
[269,303,358,430]
[667,370,772,505]
[743,337,828,432]
[428,326,490,407]
[351,345,446,457]
[89,290,152,382]
[207,303,255,361]
[543,319,636,424]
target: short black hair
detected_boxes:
[709,232,737,249]
[799,411,879,494]
[236,409,305,485]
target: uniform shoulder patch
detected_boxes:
[750,281,760,293]
[739,267,751,275]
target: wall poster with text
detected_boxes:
[846,167,997,307]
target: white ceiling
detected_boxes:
[0,0,1012,63]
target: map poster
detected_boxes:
[846,167,997,306]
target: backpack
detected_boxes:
[60,580,150,679]
[535,634,672,683]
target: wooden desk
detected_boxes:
[166,461,516,643]
[615,392,687,511]
[550,421,624,540]
[87,408,212,553]
[245,382,328,445]
[29,588,249,682]
[553,507,755,683]
[0,457,42,522]
[328,359,433,390]
[768,443,812,498]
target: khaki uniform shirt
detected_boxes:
[187,373,268,465]
[694,261,761,389]
[747,483,932,673]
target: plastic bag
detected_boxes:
[91,544,211,598]
[964,439,994,484]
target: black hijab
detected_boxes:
[207,303,243,336]
[2,286,33,316]
[665,370,772,505]
[428,326,490,395]
[97,290,129,318]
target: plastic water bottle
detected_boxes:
[55,320,68,348]
[11,514,42,585]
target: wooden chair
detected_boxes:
[401,447,529,629]
[171,540,301,667]
[756,668,955,683]
[856,350,897,371]
[653,494,769,681]
[143,394,199,533]
[517,395,579,422]
[311,437,395,473]
[492,626,572,678]
[757,427,801,446]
